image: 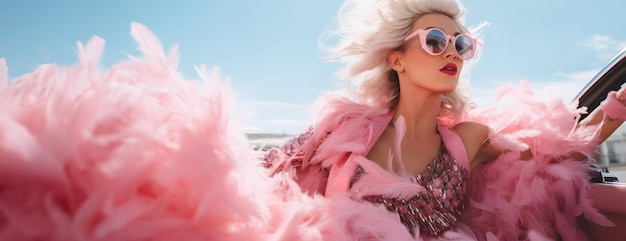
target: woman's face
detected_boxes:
[392,13,465,95]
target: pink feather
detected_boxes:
[393,116,407,173]
[0,58,7,90]
[0,22,613,241]
[77,36,105,68]
[129,22,168,68]
[351,156,426,199]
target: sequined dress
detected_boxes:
[350,142,469,237]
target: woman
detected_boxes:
[0,0,624,240]
[264,0,625,239]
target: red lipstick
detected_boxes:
[440,63,458,75]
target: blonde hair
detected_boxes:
[322,0,483,121]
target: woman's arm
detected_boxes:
[564,88,626,162]
[579,88,626,144]
[459,88,626,167]
[454,122,502,171]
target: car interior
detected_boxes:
[574,47,626,241]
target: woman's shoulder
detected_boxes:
[451,122,490,150]
[452,121,490,137]
[452,121,502,170]
[450,122,493,170]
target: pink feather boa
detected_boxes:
[0,23,613,240]
[459,84,614,240]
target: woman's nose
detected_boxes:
[443,41,459,59]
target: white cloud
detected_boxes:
[578,35,626,60]
[552,69,600,100]
[473,36,624,109]
[248,119,312,134]
[236,68,602,134]
[234,100,305,116]
[240,100,305,109]
[233,100,311,134]
[471,69,599,109]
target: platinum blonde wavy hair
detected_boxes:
[322,0,483,120]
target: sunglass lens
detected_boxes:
[425,29,447,54]
[455,35,474,58]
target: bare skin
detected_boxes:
[366,13,624,176]
[367,13,478,175]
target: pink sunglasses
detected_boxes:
[404,28,477,60]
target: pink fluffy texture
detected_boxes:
[461,83,613,240]
[0,22,272,241]
[0,22,452,241]
[0,22,613,240]
[601,91,626,121]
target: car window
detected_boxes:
[596,127,626,182]
[575,48,626,183]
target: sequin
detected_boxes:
[350,143,469,237]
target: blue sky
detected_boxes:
[1,0,626,134]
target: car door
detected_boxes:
[574,47,626,241]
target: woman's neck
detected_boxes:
[392,92,441,140]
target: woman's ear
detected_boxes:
[388,51,404,73]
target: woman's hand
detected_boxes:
[582,86,626,144]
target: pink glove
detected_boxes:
[600,86,626,121]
